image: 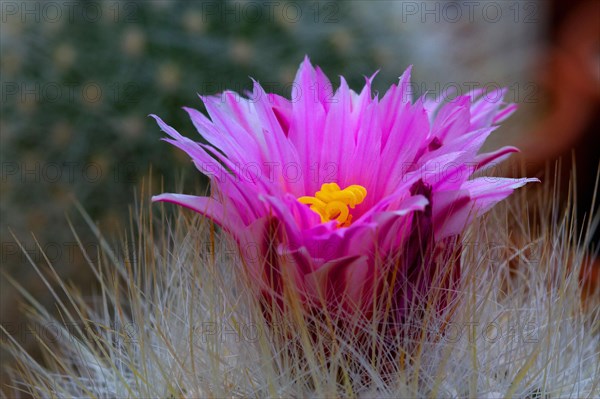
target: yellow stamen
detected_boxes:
[298,183,367,227]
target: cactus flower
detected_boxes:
[152,57,537,318]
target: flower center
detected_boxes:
[298,183,367,227]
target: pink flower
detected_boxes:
[152,57,536,318]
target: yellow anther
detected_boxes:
[298,183,367,227]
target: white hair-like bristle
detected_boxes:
[2,175,599,398]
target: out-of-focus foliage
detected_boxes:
[1,0,391,241]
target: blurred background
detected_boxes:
[1,0,598,393]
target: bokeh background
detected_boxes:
[1,0,598,394]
